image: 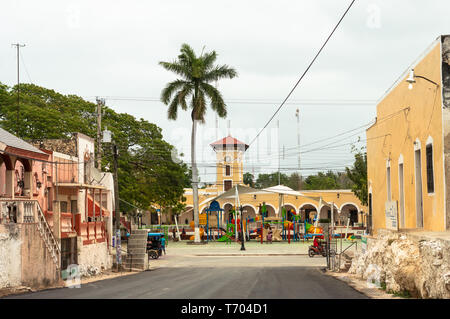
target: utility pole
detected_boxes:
[113,144,120,232]
[295,108,302,190]
[96,97,105,169]
[277,119,280,185]
[12,43,25,137]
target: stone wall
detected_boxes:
[0,223,61,289]
[77,239,112,277]
[0,224,22,288]
[29,138,77,157]
[20,224,60,288]
[349,229,450,298]
[442,35,450,231]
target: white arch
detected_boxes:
[319,203,339,211]
[200,205,207,214]
[298,202,319,213]
[339,202,360,213]
[426,135,433,145]
[241,203,257,214]
[263,203,277,216]
[222,202,234,210]
[398,154,404,164]
[283,203,297,213]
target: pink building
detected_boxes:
[0,129,114,289]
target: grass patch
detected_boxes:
[390,290,411,298]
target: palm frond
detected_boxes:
[203,65,237,82]
[160,80,189,104]
[201,51,217,71]
[191,90,207,123]
[179,44,197,62]
[159,61,191,79]
[167,96,180,120]
[200,83,226,118]
[176,83,193,111]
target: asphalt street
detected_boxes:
[5,256,368,299]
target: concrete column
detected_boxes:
[53,200,61,240]
[24,171,33,198]
[17,201,24,223]
[5,170,14,198]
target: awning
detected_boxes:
[262,184,306,197]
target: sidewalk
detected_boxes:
[164,239,360,256]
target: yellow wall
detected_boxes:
[366,39,446,233]
[215,149,244,192]
[181,187,366,225]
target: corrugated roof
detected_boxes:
[0,127,47,155]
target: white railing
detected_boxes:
[35,202,61,269]
[0,199,61,269]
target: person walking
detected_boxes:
[267,228,273,244]
[161,234,166,255]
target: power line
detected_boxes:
[19,50,33,84]
[248,0,356,147]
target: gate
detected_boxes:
[61,237,78,271]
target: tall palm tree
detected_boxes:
[160,43,237,242]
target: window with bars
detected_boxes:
[426,144,434,193]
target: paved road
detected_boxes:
[5,256,368,299]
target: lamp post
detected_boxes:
[239,205,245,251]
[406,68,439,90]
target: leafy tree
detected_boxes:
[159,43,237,242]
[243,172,255,187]
[346,150,368,206]
[303,171,340,190]
[0,82,191,215]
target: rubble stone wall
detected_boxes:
[349,229,450,298]
[77,239,112,277]
[0,224,22,288]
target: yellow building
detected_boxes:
[179,135,367,229]
[366,35,450,234]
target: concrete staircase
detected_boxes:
[124,229,148,270]
[339,251,354,272]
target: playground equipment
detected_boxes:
[217,223,235,243]
[189,220,205,241]
[205,200,224,241]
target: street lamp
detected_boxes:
[406,68,439,90]
[239,205,245,251]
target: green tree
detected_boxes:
[0,82,191,215]
[255,172,290,189]
[346,151,368,206]
[243,172,255,187]
[159,43,237,242]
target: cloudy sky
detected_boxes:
[1,0,449,183]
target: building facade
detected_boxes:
[0,129,114,289]
[179,135,367,228]
[366,35,450,234]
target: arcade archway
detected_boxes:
[298,203,319,222]
[339,203,360,226]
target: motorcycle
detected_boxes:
[308,240,336,258]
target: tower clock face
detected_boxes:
[224,156,231,162]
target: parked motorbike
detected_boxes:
[308,244,327,257]
[308,241,336,258]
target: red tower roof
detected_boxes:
[210,135,249,151]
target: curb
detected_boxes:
[192,253,308,256]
